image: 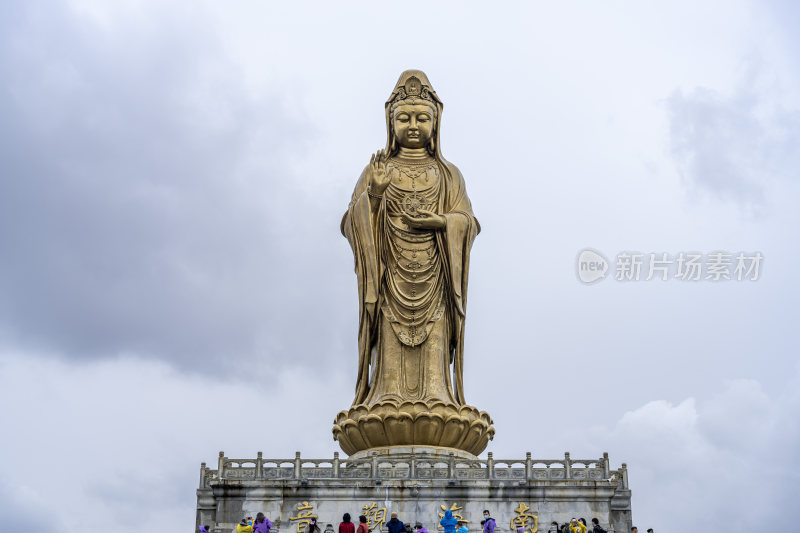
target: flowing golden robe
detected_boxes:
[341,157,478,408]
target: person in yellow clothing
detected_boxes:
[238,517,254,533]
[568,518,586,533]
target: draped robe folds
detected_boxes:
[341,159,479,407]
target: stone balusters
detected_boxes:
[525,452,532,480]
[565,452,572,479]
[448,452,455,479]
[205,452,626,484]
[621,463,629,489]
[199,462,207,489]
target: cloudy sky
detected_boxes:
[1,1,798,531]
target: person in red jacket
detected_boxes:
[357,515,369,533]
[340,513,356,533]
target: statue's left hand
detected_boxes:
[402,209,446,230]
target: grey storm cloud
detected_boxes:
[666,79,800,211]
[0,2,354,375]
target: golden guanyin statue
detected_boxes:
[333,70,494,457]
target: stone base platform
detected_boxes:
[195,449,632,533]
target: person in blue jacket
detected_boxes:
[440,510,458,533]
[387,512,405,533]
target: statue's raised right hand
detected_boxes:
[367,149,390,196]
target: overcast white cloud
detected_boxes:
[1,1,798,532]
[565,369,800,531]
[667,76,800,212]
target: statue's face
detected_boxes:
[392,103,435,149]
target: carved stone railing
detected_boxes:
[199,451,629,490]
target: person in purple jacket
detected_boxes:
[254,512,272,533]
[481,511,495,533]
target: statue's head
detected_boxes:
[390,100,436,150]
[385,70,443,157]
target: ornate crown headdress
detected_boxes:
[395,76,431,101]
[390,76,436,113]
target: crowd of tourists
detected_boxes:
[547,521,653,533]
[198,511,274,533]
[199,510,652,533]
[546,518,607,533]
